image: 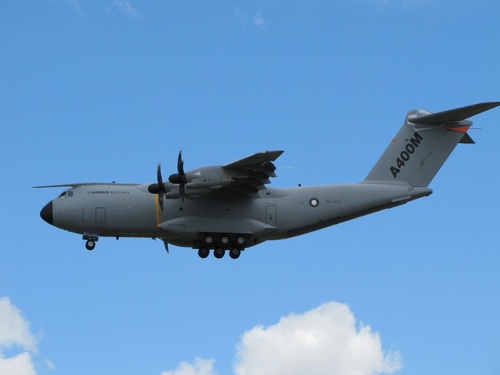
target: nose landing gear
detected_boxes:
[83,235,98,251]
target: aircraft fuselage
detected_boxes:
[41,182,432,251]
[37,103,500,258]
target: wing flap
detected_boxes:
[223,150,284,194]
[223,150,284,169]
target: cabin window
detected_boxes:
[59,192,67,199]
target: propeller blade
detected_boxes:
[179,183,185,203]
[169,151,187,203]
[178,151,184,176]
[148,163,165,211]
[158,192,164,211]
[157,163,163,187]
[158,163,165,211]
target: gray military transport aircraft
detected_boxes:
[36,102,499,259]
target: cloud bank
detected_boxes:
[114,0,140,18]
[161,302,401,375]
[160,358,217,375]
[0,297,38,375]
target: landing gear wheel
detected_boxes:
[198,247,210,259]
[213,247,225,259]
[204,236,214,245]
[85,240,96,251]
[221,236,230,245]
[229,248,241,259]
[236,236,245,246]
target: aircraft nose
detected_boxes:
[40,201,53,225]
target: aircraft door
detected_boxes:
[95,207,106,229]
[266,206,276,227]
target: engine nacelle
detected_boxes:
[165,166,238,198]
[185,166,234,189]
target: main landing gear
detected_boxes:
[197,234,247,260]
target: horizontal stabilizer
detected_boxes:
[410,102,500,125]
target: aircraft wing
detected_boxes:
[33,183,134,188]
[222,150,284,195]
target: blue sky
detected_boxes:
[1,1,499,374]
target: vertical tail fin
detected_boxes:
[364,102,500,187]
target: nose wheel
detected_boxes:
[83,235,98,251]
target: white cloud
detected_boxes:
[61,0,85,16]
[234,8,266,31]
[114,0,141,19]
[161,302,400,375]
[160,358,217,375]
[233,302,401,375]
[0,352,36,375]
[253,13,265,30]
[0,297,49,375]
[0,298,37,354]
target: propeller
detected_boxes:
[168,151,187,202]
[148,163,166,210]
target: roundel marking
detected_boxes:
[309,198,319,207]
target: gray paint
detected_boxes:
[36,102,500,258]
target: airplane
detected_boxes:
[35,102,499,259]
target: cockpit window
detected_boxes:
[59,190,73,199]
